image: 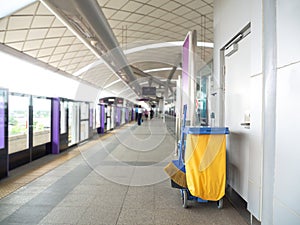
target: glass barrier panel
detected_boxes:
[60,100,68,134]
[8,95,29,154]
[80,102,89,120]
[80,120,88,141]
[32,97,51,147]
[95,105,100,129]
[121,107,126,124]
[68,102,79,146]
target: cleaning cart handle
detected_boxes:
[182,104,187,128]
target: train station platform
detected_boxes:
[0,118,247,225]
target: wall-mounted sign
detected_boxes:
[142,87,156,96]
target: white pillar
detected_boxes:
[175,76,182,141]
[261,0,277,224]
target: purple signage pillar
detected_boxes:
[0,100,4,149]
[0,89,8,178]
[100,105,105,133]
[116,107,120,126]
[52,98,60,154]
[125,108,129,123]
[131,108,134,121]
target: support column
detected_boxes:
[51,98,60,154]
[175,76,182,142]
[0,89,8,178]
[262,0,277,224]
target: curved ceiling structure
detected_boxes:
[0,0,214,101]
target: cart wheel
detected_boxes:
[217,198,223,209]
[182,190,188,208]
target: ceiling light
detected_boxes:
[73,41,212,76]
[124,41,214,55]
[143,67,182,73]
[90,40,98,47]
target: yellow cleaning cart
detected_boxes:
[164,106,229,208]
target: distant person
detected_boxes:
[137,105,143,125]
[135,105,138,121]
[150,109,154,120]
[144,110,149,120]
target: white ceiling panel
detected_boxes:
[184,10,202,20]
[53,45,69,55]
[37,47,54,58]
[110,11,131,20]
[121,1,143,11]
[75,49,90,57]
[147,0,167,8]
[68,43,84,52]
[41,38,60,48]
[39,56,50,63]
[84,55,96,61]
[59,59,72,67]
[6,42,23,50]
[36,2,52,15]
[31,16,55,28]
[160,1,181,11]
[173,6,192,16]
[46,27,66,38]
[109,81,128,93]
[199,5,213,15]
[7,16,32,29]
[52,18,64,27]
[25,49,38,58]
[27,28,48,40]
[13,2,39,15]
[70,57,83,64]
[187,1,207,10]
[102,8,118,19]
[108,19,121,28]
[0,17,8,30]
[105,0,128,10]
[125,13,144,22]
[66,63,78,71]
[0,32,5,42]
[148,9,165,18]
[49,53,64,62]
[59,36,76,45]
[160,13,178,21]
[97,0,110,6]
[136,5,156,14]
[63,52,77,60]
[63,29,75,37]
[49,61,59,67]
[5,30,28,42]
[103,74,120,86]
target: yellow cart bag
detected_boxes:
[185,134,226,201]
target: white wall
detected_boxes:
[215,0,300,223]
[213,0,252,126]
[274,0,300,224]
[214,0,263,220]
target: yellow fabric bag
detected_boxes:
[185,134,226,201]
